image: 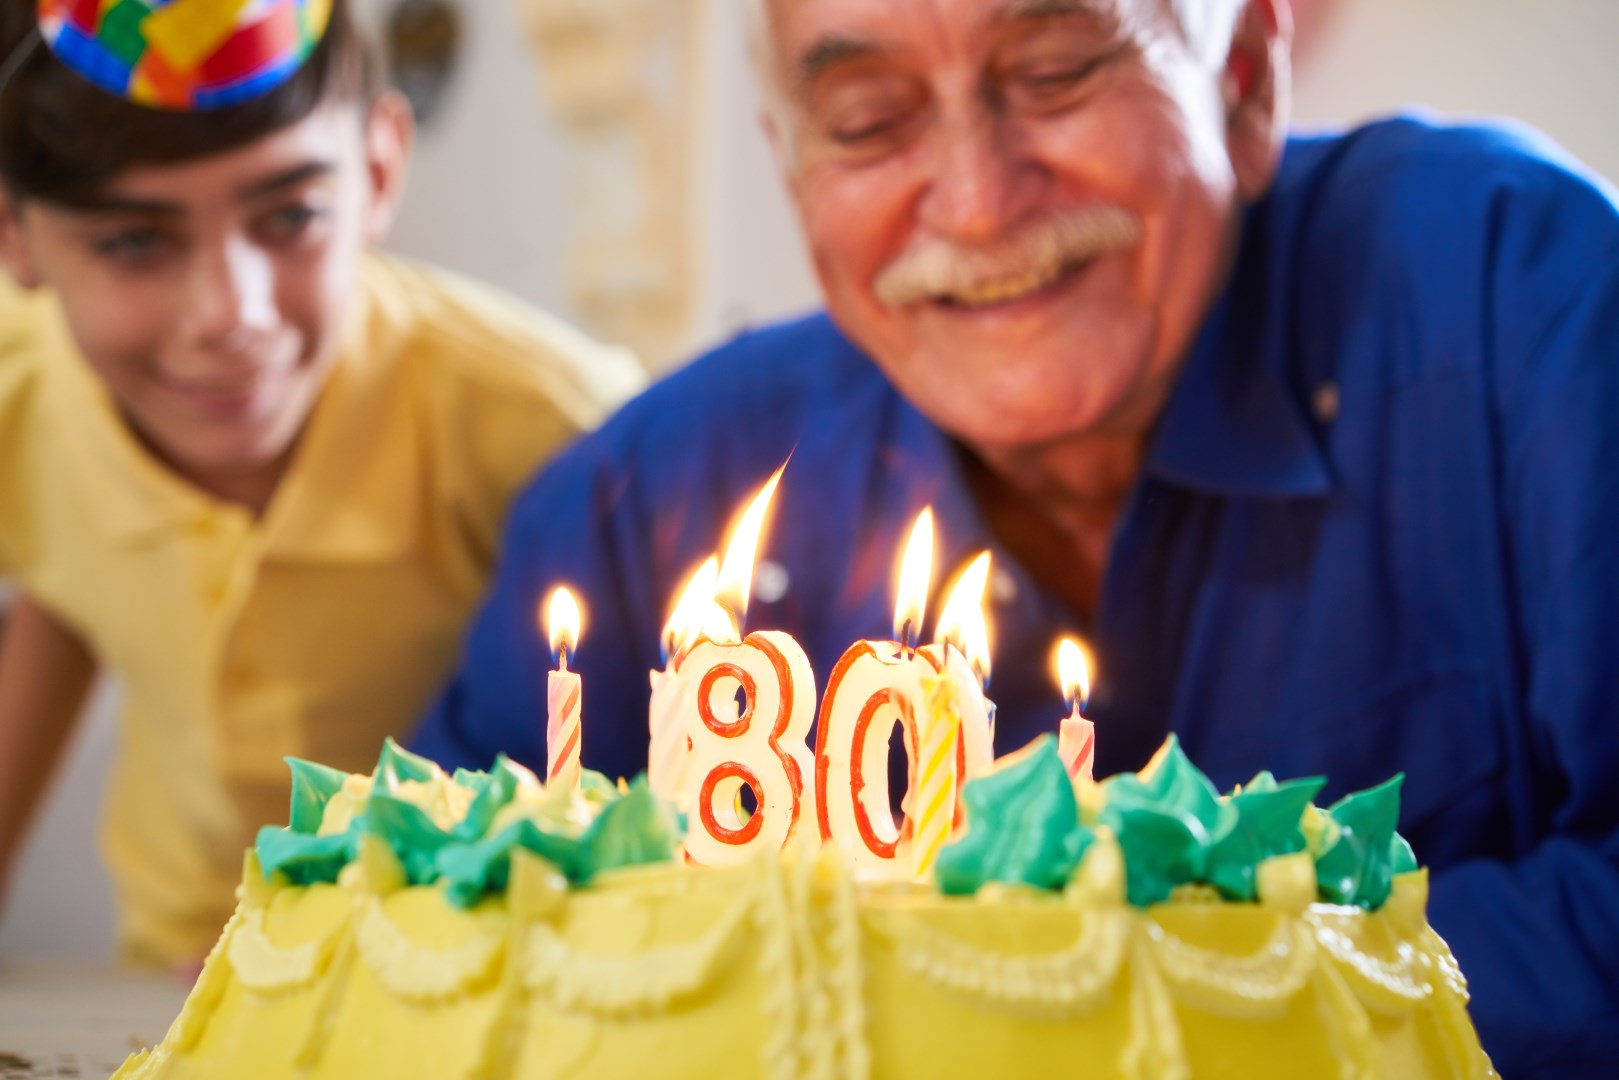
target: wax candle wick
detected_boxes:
[557,645,572,673]
[899,617,917,658]
[718,598,744,640]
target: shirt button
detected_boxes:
[992,568,1018,603]
[1313,381,1341,423]
[754,560,790,604]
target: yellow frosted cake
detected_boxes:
[118,736,1495,1079]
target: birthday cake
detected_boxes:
[116,735,1495,1079]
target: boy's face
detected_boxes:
[0,98,410,499]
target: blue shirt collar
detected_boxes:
[1144,213,1335,499]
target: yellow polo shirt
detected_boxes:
[0,256,643,965]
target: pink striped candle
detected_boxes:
[1056,637,1095,783]
[545,587,584,791]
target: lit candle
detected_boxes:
[911,672,961,880]
[815,509,940,872]
[679,468,821,867]
[647,556,726,806]
[932,551,997,785]
[1056,637,1096,783]
[544,587,584,792]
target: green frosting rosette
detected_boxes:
[255,740,683,905]
[934,734,1417,911]
[1098,737,1228,905]
[436,778,682,907]
[1313,774,1418,909]
[1204,771,1325,902]
[936,736,1094,895]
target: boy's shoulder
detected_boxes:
[355,254,645,427]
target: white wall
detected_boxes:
[1291,0,1619,182]
[352,0,577,318]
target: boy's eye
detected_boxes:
[90,228,172,264]
[260,202,326,242]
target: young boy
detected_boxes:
[0,0,643,966]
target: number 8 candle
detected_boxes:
[544,587,584,792]
[678,468,821,867]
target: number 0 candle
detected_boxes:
[815,509,940,871]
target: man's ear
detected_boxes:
[1223,0,1293,203]
[361,90,415,245]
[0,189,43,289]
[759,106,798,194]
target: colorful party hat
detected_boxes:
[36,0,334,111]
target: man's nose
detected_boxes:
[915,108,1035,243]
[182,238,276,352]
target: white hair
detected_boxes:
[1170,0,1245,65]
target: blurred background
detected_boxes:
[4,0,1618,960]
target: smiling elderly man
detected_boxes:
[412,2,1619,1071]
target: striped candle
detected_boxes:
[912,673,962,880]
[544,587,584,792]
[546,667,582,791]
[1058,714,1095,783]
[1055,637,1095,783]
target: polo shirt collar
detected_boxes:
[51,267,422,561]
[1144,211,1334,500]
[259,317,423,563]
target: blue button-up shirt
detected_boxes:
[413,116,1619,1074]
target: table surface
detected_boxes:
[0,963,188,1078]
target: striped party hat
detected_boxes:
[36,0,334,111]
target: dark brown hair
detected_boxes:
[0,0,378,207]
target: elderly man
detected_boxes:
[413,1,1619,1071]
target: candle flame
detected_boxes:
[714,464,786,626]
[892,507,935,646]
[662,556,740,658]
[1056,636,1093,712]
[935,551,993,684]
[546,586,583,666]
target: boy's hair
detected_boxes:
[0,0,378,208]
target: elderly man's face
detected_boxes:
[764,0,1281,450]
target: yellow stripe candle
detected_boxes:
[912,673,962,880]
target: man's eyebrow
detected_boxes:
[793,0,1101,86]
[238,161,336,201]
[795,35,882,88]
[996,0,1103,23]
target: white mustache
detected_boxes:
[872,205,1142,308]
